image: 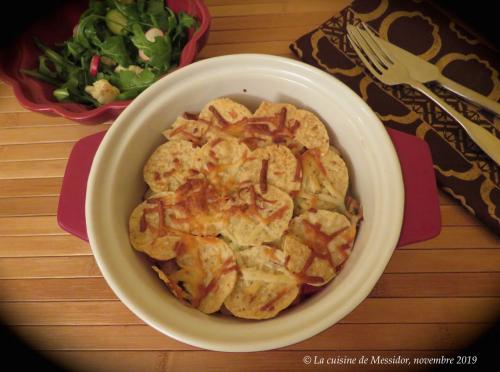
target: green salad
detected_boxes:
[22,0,198,107]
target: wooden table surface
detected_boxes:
[1,0,499,371]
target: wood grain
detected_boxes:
[0,96,30,113]
[0,111,94,128]
[1,249,499,279]
[1,273,499,302]
[0,160,67,179]
[198,41,294,59]
[207,26,314,44]
[0,178,62,198]
[12,323,491,351]
[0,0,498,369]
[402,227,499,249]
[46,350,459,372]
[211,12,334,31]
[0,196,58,217]
[0,216,66,236]
[0,142,74,162]
[0,124,110,145]
[2,298,499,326]
[0,235,90,257]
[208,0,341,17]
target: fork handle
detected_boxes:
[409,81,500,165]
[436,75,500,116]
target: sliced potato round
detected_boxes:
[281,234,335,286]
[130,183,225,242]
[295,147,349,213]
[199,97,252,125]
[200,137,251,189]
[130,98,362,320]
[237,144,301,195]
[221,184,293,246]
[224,245,299,319]
[153,235,238,314]
[129,191,179,259]
[293,109,329,155]
[167,179,227,236]
[163,116,228,146]
[143,140,204,193]
[252,102,329,154]
[289,209,356,270]
[253,101,297,119]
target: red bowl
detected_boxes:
[0,0,210,124]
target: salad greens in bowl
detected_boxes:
[0,0,210,123]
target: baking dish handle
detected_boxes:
[57,129,441,246]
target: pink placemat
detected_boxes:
[57,129,441,246]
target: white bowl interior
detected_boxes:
[86,54,404,352]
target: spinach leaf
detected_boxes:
[130,23,172,72]
[99,35,132,66]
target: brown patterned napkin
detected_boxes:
[290,0,500,236]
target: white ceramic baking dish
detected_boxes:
[86,54,404,352]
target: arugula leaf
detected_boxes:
[111,68,157,91]
[34,38,77,72]
[170,12,197,60]
[38,56,58,78]
[99,36,132,66]
[116,88,143,100]
[81,0,107,18]
[21,68,61,85]
[112,0,140,22]
[144,0,170,31]
[130,23,172,72]
[137,0,146,13]
[178,12,197,29]
[65,40,86,59]
[75,14,103,49]
[27,0,198,108]
[146,0,165,15]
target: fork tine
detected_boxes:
[347,26,386,73]
[352,26,390,71]
[360,22,393,66]
[346,31,383,79]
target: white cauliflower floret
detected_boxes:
[114,64,144,74]
[85,79,120,105]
